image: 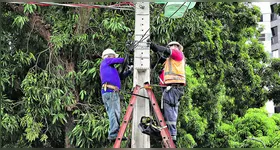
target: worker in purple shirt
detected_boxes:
[99,48,133,142]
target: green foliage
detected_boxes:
[262,58,280,105]
[2,113,19,134]
[213,122,239,147]
[12,16,29,29]
[20,114,44,142]
[234,109,276,138]
[234,108,280,148]
[271,113,280,126]
[23,4,37,14]
[69,113,109,148]
[1,2,280,148]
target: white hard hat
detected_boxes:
[168,41,183,51]
[102,48,119,59]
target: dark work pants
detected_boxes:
[162,86,184,140]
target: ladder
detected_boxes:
[113,83,176,148]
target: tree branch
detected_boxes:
[7,3,51,43]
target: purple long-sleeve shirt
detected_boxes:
[100,58,124,94]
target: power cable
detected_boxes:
[132,2,190,49]
[131,2,168,49]
[9,2,135,11]
[133,2,191,86]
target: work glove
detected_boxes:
[128,57,134,65]
[150,42,157,52]
[128,65,134,71]
[147,39,170,56]
[147,38,151,47]
[147,38,156,50]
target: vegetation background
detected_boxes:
[1,2,280,148]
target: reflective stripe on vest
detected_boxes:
[163,57,186,85]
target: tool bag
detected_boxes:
[138,116,162,139]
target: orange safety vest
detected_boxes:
[163,57,186,85]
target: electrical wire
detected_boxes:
[131,2,168,49]
[9,2,135,11]
[132,2,190,49]
[136,2,192,87]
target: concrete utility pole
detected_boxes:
[131,2,150,148]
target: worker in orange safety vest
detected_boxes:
[149,40,186,145]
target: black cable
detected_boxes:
[147,2,192,86]
[131,2,168,49]
[120,3,192,93]
[133,2,190,49]
[120,2,193,103]
[127,92,150,99]
[136,2,191,49]
[119,3,168,94]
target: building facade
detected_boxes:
[270,2,280,114]
[253,2,276,116]
[270,2,280,58]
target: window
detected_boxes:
[260,14,263,22]
[272,26,278,36]
[271,4,278,21]
[271,4,276,13]
[271,14,278,21]
[275,106,280,113]
[271,26,278,44]
[272,36,278,44]
[259,34,265,41]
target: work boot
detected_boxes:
[108,136,128,142]
[173,140,177,147]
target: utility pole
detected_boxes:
[131,2,150,148]
[0,3,2,148]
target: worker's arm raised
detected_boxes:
[105,58,125,65]
[150,43,171,56]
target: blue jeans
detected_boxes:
[102,92,121,139]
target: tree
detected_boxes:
[212,108,280,148]
[261,58,280,105]
[150,2,271,147]
[1,2,134,148]
[1,2,279,148]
